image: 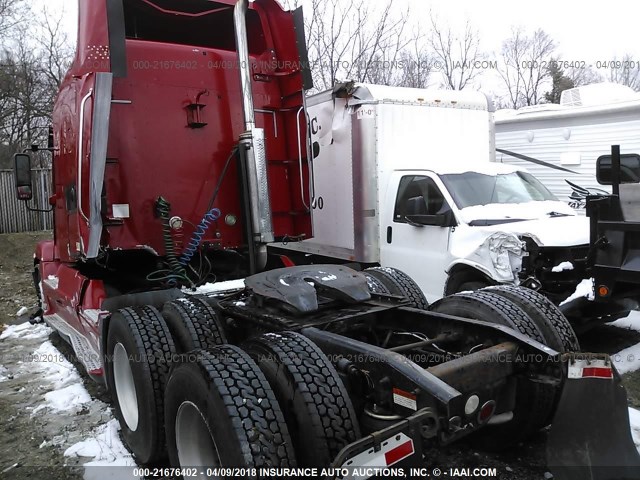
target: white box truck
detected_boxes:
[495,83,640,211]
[271,83,631,327]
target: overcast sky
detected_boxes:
[42,0,640,95]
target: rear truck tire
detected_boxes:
[164,345,297,475]
[483,285,580,427]
[243,331,361,467]
[104,306,176,464]
[456,280,490,293]
[162,297,227,353]
[429,290,554,449]
[364,267,429,310]
[485,285,580,352]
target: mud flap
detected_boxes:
[547,355,640,480]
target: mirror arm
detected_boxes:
[25,204,54,213]
[404,216,425,227]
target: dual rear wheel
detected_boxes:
[429,286,579,449]
[104,297,360,474]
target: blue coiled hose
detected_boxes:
[179,208,222,266]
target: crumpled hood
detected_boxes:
[458,201,590,247]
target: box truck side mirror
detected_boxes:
[14,153,33,201]
[596,153,640,185]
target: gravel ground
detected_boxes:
[1,231,639,480]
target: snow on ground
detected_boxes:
[612,310,640,333]
[551,261,574,273]
[607,312,640,374]
[0,321,51,340]
[0,364,8,382]
[185,278,246,295]
[64,420,137,480]
[65,420,135,467]
[559,278,594,306]
[0,321,138,478]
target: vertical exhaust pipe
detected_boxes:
[234,0,255,132]
[234,0,274,267]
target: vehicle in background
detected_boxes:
[273,83,627,328]
[495,83,640,212]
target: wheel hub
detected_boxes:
[113,342,139,431]
[176,401,220,474]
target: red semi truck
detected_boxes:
[11,1,640,478]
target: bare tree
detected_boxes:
[0,5,73,168]
[607,54,640,91]
[285,0,411,91]
[395,38,434,89]
[497,28,556,108]
[566,65,602,87]
[429,15,484,90]
[0,0,26,37]
[36,7,74,90]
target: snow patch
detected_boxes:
[65,419,138,477]
[321,274,338,281]
[0,365,9,382]
[185,278,246,295]
[559,279,594,306]
[23,340,95,414]
[551,261,574,273]
[0,322,51,340]
[39,383,92,412]
[611,311,640,333]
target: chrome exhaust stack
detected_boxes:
[234,0,274,248]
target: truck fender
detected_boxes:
[448,232,525,284]
[446,259,502,284]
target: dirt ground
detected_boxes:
[0,231,639,479]
[0,231,51,326]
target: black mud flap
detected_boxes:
[547,354,640,480]
[245,265,371,313]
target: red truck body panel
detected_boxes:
[50,0,310,262]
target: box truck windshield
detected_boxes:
[440,171,558,208]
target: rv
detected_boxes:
[495,83,640,210]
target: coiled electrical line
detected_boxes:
[147,197,190,286]
[179,208,222,266]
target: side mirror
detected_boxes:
[596,153,640,185]
[14,153,33,201]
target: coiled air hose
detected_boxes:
[179,208,222,266]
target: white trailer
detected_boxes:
[495,83,640,210]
